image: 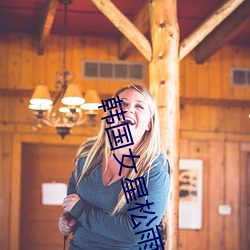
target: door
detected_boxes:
[20,143,78,250]
[239,150,250,250]
[248,153,250,250]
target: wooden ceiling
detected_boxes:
[0,0,249,63]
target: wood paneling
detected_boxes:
[208,141,224,250]
[180,104,250,134]
[247,155,250,250]
[181,46,250,101]
[224,142,240,250]
[208,51,221,98]
[221,46,233,99]
[0,35,8,87]
[179,140,209,250]
[0,33,147,93]
[239,151,249,250]
[20,35,35,89]
[0,133,11,250]
[232,46,246,99]
[8,33,22,88]
[179,139,250,250]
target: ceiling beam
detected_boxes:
[116,0,244,61]
[179,0,244,61]
[37,0,59,55]
[90,0,152,61]
[195,0,250,64]
[118,2,150,59]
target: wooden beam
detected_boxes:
[181,130,250,142]
[0,88,33,97]
[37,0,59,55]
[179,0,244,61]
[181,97,250,108]
[0,88,111,101]
[90,0,152,61]
[195,0,250,64]
[118,2,150,59]
[148,0,180,249]
[2,88,250,107]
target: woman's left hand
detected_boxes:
[62,194,81,214]
[58,213,77,234]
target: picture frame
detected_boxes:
[178,159,203,230]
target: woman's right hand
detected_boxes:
[58,213,77,235]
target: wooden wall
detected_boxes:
[181,46,250,100]
[179,45,250,250]
[0,33,250,250]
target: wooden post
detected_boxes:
[148,0,180,250]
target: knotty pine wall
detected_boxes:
[0,33,250,250]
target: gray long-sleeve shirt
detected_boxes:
[68,154,170,250]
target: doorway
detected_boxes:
[19,143,78,250]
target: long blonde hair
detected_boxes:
[74,84,166,213]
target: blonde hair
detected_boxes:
[73,84,166,213]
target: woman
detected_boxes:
[58,84,171,249]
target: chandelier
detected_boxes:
[29,0,101,139]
